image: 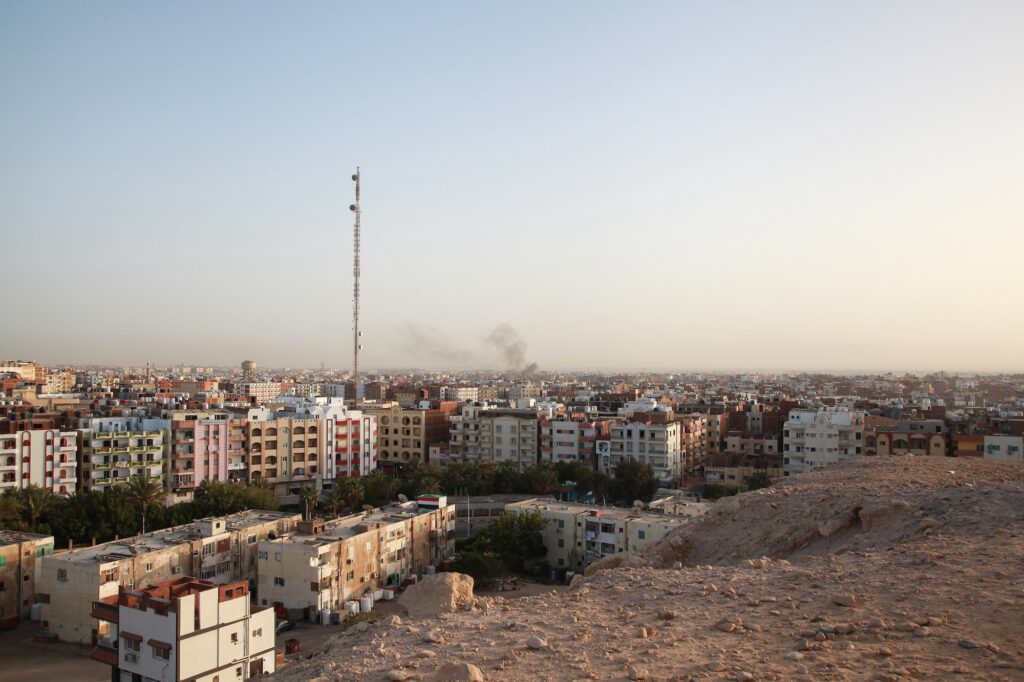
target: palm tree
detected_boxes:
[125,473,164,534]
[20,485,53,530]
[299,485,318,520]
[337,477,364,511]
[0,492,24,530]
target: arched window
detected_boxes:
[266,428,278,436]
[252,428,262,437]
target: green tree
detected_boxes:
[492,462,522,494]
[0,492,24,530]
[701,483,740,500]
[476,510,548,567]
[125,473,164,534]
[20,485,54,530]
[521,463,559,495]
[299,485,319,519]
[610,459,659,504]
[447,550,502,585]
[360,471,398,507]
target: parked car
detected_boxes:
[275,619,295,634]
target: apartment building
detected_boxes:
[245,410,322,499]
[0,531,54,627]
[607,417,682,484]
[362,401,459,473]
[167,411,234,501]
[0,429,78,495]
[37,510,299,643]
[539,417,609,466]
[724,431,780,456]
[504,499,688,571]
[677,414,708,473]
[870,419,947,457]
[271,397,377,482]
[257,498,455,619]
[439,385,479,403]
[77,416,169,494]
[475,408,543,469]
[783,408,864,475]
[90,577,275,681]
[508,382,541,401]
[233,382,282,405]
[704,452,783,487]
[41,371,75,394]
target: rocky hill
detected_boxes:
[271,457,1024,681]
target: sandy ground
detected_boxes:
[0,624,108,682]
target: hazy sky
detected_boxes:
[2,2,1022,372]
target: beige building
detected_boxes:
[505,499,689,571]
[0,530,54,626]
[257,498,455,620]
[360,401,458,472]
[37,510,299,643]
[90,577,275,681]
[450,405,541,470]
[245,410,323,500]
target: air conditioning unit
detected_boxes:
[125,653,139,663]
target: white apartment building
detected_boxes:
[37,510,299,643]
[440,385,479,403]
[257,498,455,620]
[539,417,606,465]
[783,408,865,475]
[983,435,1023,462]
[90,577,275,681]
[234,382,283,405]
[0,429,78,495]
[607,419,682,484]
[77,416,170,494]
[504,499,689,571]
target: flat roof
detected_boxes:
[0,530,54,546]
[267,502,448,548]
[506,499,690,525]
[47,510,298,564]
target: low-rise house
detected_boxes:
[504,499,690,572]
[90,577,275,681]
[256,497,455,620]
[37,510,298,643]
[0,530,54,627]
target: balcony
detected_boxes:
[91,601,119,623]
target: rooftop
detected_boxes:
[48,510,297,564]
[0,530,54,546]
[267,501,449,548]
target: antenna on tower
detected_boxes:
[349,167,362,392]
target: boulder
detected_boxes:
[398,572,475,619]
[583,552,646,577]
[433,662,485,681]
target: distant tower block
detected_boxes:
[350,167,363,393]
[241,360,256,381]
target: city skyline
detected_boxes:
[2,2,1023,372]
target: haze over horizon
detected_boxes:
[2,2,1023,372]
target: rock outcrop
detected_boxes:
[270,457,1024,682]
[397,572,475,619]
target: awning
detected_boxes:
[148,638,172,651]
[119,631,142,642]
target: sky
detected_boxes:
[1,1,1023,373]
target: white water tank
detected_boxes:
[320,608,330,625]
[359,596,373,613]
[345,600,360,616]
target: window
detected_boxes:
[57,569,67,582]
[152,646,170,660]
[124,639,141,653]
[145,562,153,572]
[248,535,257,544]
[274,577,285,586]
[638,530,646,540]
[231,632,239,643]
[202,543,215,556]
[258,550,268,560]
[557,520,564,529]
[252,628,262,637]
